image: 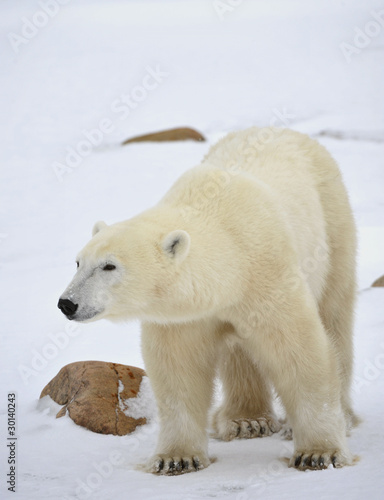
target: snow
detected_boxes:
[118,377,157,422]
[1,0,384,498]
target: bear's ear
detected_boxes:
[92,221,108,236]
[162,230,190,262]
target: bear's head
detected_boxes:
[57,215,218,324]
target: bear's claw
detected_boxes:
[280,425,293,440]
[215,417,281,441]
[289,450,349,470]
[147,454,207,475]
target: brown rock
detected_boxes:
[372,275,384,287]
[40,361,147,435]
[122,126,205,145]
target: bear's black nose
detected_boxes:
[58,298,78,317]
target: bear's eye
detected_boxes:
[103,264,116,271]
[76,261,79,268]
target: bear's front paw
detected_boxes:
[146,453,210,475]
[215,417,281,441]
[289,449,352,471]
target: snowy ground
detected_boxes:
[1,0,384,499]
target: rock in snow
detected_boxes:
[40,361,149,435]
[121,126,206,145]
[371,275,384,287]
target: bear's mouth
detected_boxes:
[71,308,104,322]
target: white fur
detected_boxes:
[59,127,358,474]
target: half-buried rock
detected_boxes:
[372,275,384,287]
[40,361,150,435]
[121,126,205,145]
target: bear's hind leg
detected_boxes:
[212,341,281,441]
[318,259,360,431]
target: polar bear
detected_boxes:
[58,127,358,474]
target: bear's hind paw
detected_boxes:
[280,424,293,440]
[215,417,281,441]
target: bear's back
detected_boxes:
[161,127,355,303]
[203,127,339,186]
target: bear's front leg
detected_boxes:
[141,319,218,475]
